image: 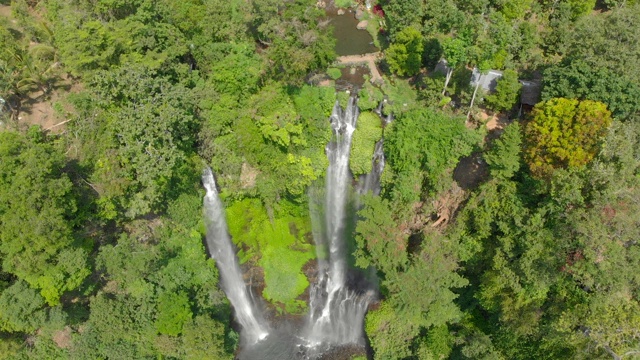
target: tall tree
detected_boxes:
[542,60,640,120]
[485,69,522,112]
[386,26,424,76]
[484,123,522,179]
[0,129,90,305]
[524,98,612,178]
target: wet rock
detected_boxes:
[355,8,364,19]
[337,9,345,15]
[356,20,368,30]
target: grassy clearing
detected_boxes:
[382,77,419,114]
[226,198,314,314]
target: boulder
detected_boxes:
[355,8,364,19]
[356,20,368,30]
[337,9,345,15]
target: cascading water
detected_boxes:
[202,168,270,344]
[385,112,394,125]
[306,97,373,347]
[206,97,383,359]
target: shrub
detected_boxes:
[350,112,383,176]
[327,67,342,80]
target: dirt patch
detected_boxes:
[20,74,82,133]
[18,92,59,130]
[486,113,509,131]
[476,109,510,132]
[0,4,13,19]
[336,52,383,83]
[453,152,489,191]
[240,162,259,189]
[52,326,72,349]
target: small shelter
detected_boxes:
[433,59,451,76]
[470,68,503,92]
[518,80,542,116]
[519,80,541,106]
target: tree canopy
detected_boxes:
[1,0,639,359]
[524,98,612,178]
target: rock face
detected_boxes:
[356,20,368,30]
[355,8,364,19]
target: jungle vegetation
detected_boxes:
[0,0,639,359]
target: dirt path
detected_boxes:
[336,52,383,83]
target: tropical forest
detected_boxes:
[0,0,639,359]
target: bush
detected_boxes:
[358,82,384,111]
[327,68,342,80]
[350,112,383,176]
[225,199,315,313]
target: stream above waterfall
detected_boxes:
[326,8,378,56]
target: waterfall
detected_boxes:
[306,97,373,346]
[385,112,394,125]
[202,168,269,344]
[325,98,358,291]
[206,97,383,358]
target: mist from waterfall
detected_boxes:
[202,168,270,344]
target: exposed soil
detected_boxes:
[52,326,72,349]
[1,4,83,133]
[0,4,13,19]
[17,91,61,131]
[240,162,259,189]
[479,109,512,141]
[336,52,383,83]
[453,152,489,191]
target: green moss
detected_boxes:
[225,199,315,314]
[334,0,356,7]
[350,112,383,176]
[327,67,342,80]
[358,82,384,111]
[337,91,350,108]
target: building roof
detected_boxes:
[470,68,503,92]
[433,59,451,75]
[519,80,542,106]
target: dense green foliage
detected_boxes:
[226,198,314,313]
[385,108,481,202]
[1,0,639,359]
[0,130,90,306]
[350,112,383,176]
[485,69,521,112]
[386,26,423,76]
[524,98,612,178]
